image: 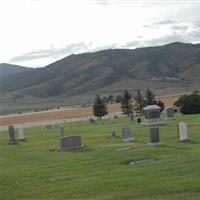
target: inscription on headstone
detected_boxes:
[8,125,17,145]
[149,110,160,119]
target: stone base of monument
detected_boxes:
[122,138,134,142]
[179,139,191,143]
[166,116,176,120]
[18,138,26,141]
[148,142,160,146]
[8,139,18,145]
[141,118,165,126]
[59,136,83,151]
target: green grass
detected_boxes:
[1,114,200,200]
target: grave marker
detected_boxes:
[149,127,159,145]
[60,126,65,137]
[112,130,117,137]
[8,125,17,145]
[179,122,190,142]
[18,127,25,141]
[60,136,83,150]
[141,105,164,126]
[122,127,134,141]
[165,107,175,120]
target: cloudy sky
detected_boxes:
[1,0,200,68]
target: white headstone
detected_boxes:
[18,127,25,141]
[179,122,189,142]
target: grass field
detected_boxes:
[1,114,200,200]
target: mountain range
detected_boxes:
[1,42,200,114]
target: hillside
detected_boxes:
[0,42,200,114]
[0,63,32,77]
[2,42,200,97]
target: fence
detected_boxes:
[0,112,124,132]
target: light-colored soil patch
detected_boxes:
[157,94,181,107]
[0,104,121,126]
[0,94,180,126]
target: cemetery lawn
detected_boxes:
[1,114,200,200]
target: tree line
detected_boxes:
[93,89,165,118]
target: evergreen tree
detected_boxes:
[145,89,156,105]
[121,90,133,116]
[115,94,122,103]
[93,94,108,118]
[108,94,114,104]
[135,89,144,113]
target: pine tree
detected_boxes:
[145,89,156,105]
[121,90,133,116]
[135,89,144,113]
[93,94,108,118]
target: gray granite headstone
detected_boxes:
[141,105,164,126]
[129,114,134,120]
[112,130,117,137]
[18,127,25,141]
[60,126,65,137]
[60,136,82,150]
[8,125,17,145]
[149,127,159,145]
[165,107,175,120]
[122,127,134,141]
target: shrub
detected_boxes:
[174,93,200,114]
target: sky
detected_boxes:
[1,0,200,68]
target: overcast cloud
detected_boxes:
[0,0,199,67]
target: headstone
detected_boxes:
[149,127,159,145]
[122,127,134,141]
[112,130,117,137]
[60,136,82,150]
[129,113,134,120]
[89,116,96,124]
[45,125,52,130]
[8,125,17,145]
[141,105,164,126]
[129,158,155,165]
[18,127,25,141]
[60,126,65,137]
[113,114,118,119]
[165,107,175,120]
[179,122,190,142]
[116,147,130,152]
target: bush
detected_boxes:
[174,93,200,114]
[93,94,108,118]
